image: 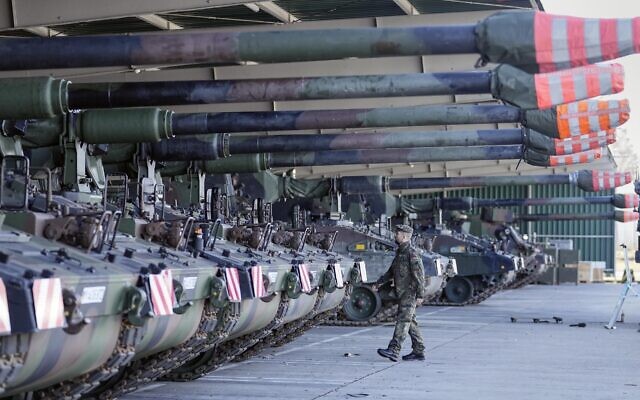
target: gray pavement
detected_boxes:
[123,284,640,400]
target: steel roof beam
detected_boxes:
[24,26,66,37]
[138,14,183,30]
[0,0,245,30]
[392,0,420,15]
[244,2,299,23]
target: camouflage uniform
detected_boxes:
[377,239,425,356]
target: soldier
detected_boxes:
[376,224,426,362]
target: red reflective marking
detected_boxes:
[567,17,587,67]
[0,280,9,334]
[534,12,556,71]
[225,268,241,302]
[585,66,601,98]
[535,74,552,109]
[611,64,625,93]
[600,19,619,60]
[560,69,576,103]
[633,17,640,52]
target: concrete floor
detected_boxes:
[123,284,640,400]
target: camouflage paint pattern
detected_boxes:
[68,65,620,111]
[0,225,137,395]
[169,100,623,138]
[0,24,477,70]
[1,11,633,71]
[70,72,488,108]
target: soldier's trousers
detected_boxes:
[388,298,424,355]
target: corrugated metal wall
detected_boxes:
[409,184,615,269]
[527,184,615,269]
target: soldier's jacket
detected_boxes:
[378,242,425,300]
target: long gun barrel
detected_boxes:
[0,12,636,72]
[68,63,623,111]
[219,129,611,156]
[9,111,609,156]
[388,170,632,192]
[518,211,639,223]
[167,99,627,140]
[155,144,601,172]
[2,64,624,120]
[474,194,640,209]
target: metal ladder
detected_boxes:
[604,244,639,330]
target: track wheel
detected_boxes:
[443,276,474,304]
[342,285,382,321]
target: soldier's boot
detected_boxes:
[376,348,399,362]
[401,351,425,361]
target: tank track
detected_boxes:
[31,321,145,400]
[425,280,507,307]
[82,301,241,399]
[426,269,541,306]
[507,272,539,289]
[326,271,541,327]
[257,283,353,351]
[232,287,330,361]
[162,294,292,382]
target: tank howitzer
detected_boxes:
[421,226,521,304]
[0,124,357,398]
[354,196,526,304]
[0,11,636,72]
[151,182,363,377]
[311,220,457,324]
[0,157,235,398]
[100,163,364,387]
[230,172,455,323]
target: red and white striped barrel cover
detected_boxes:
[591,171,633,191]
[534,13,640,72]
[556,100,629,138]
[535,64,624,110]
[553,136,608,155]
[549,148,601,166]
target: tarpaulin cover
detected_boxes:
[491,64,624,110]
[476,11,640,73]
[576,170,632,191]
[524,100,628,139]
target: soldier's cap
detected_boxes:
[395,224,413,234]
